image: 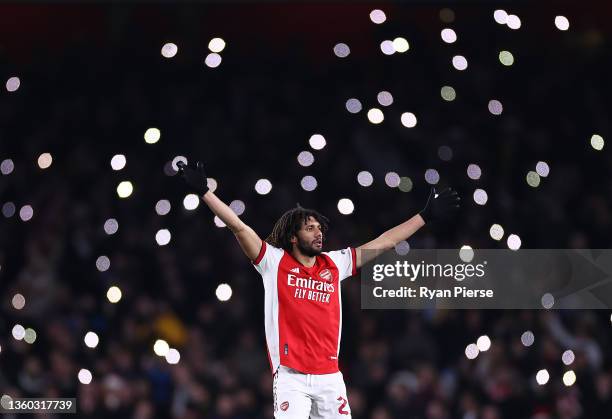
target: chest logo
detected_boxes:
[320,269,332,281]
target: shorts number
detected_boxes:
[337,396,349,415]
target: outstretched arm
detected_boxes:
[355,187,460,269]
[177,161,262,262]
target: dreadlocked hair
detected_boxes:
[265,205,330,251]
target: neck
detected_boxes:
[291,249,317,268]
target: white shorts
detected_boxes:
[273,366,351,419]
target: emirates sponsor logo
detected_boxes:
[287,274,335,293]
[280,401,289,411]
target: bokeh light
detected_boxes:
[465,343,479,360]
[441,28,457,43]
[536,369,549,385]
[507,15,521,30]
[507,234,522,250]
[154,339,170,356]
[424,169,440,185]
[208,37,226,53]
[563,370,576,386]
[205,53,222,68]
[12,293,25,310]
[521,330,535,347]
[171,156,187,172]
[333,43,350,58]
[297,151,315,167]
[309,134,326,150]
[78,369,93,385]
[2,202,16,218]
[144,128,161,144]
[400,112,417,128]
[542,293,555,309]
[380,40,395,55]
[337,198,354,215]
[255,179,272,195]
[398,177,413,192]
[377,91,393,107]
[345,98,362,114]
[183,194,200,210]
[439,8,455,23]
[19,205,34,222]
[216,283,233,301]
[555,16,570,31]
[441,86,456,101]
[155,229,171,246]
[104,218,119,235]
[526,171,541,187]
[477,335,491,352]
[214,216,226,228]
[489,224,504,241]
[161,43,178,58]
[467,164,482,180]
[499,50,514,66]
[590,134,604,150]
[96,255,110,272]
[562,350,575,366]
[536,161,550,177]
[367,108,384,124]
[166,348,181,365]
[452,55,468,71]
[370,9,386,24]
[84,332,99,348]
[1,159,14,175]
[357,171,373,187]
[473,189,488,205]
[488,100,503,115]
[460,245,474,263]
[110,154,126,170]
[494,9,508,25]
[6,76,20,92]
[229,200,246,215]
[12,324,25,341]
[392,37,409,53]
[24,328,37,344]
[107,286,122,303]
[117,181,134,198]
[384,172,400,188]
[395,241,410,255]
[37,152,53,169]
[300,176,317,191]
[155,200,171,216]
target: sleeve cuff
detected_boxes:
[350,247,357,276]
[253,241,267,265]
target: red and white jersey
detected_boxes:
[253,242,357,375]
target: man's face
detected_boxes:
[292,216,323,257]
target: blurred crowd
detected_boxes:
[1,4,611,419]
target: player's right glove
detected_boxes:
[419,186,460,224]
[176,160,209,195]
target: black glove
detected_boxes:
[176,160,209,195]
[419,186,460,224]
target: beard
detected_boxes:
[296,237,322,257]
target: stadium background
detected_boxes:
[0,2,611,418]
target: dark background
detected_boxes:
[1,2,611,418]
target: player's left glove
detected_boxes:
[419,186,460,224]
[176,160,209,195]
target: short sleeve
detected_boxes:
[252,241,284,277]
[324,247,357,281]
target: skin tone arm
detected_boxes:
[354,214,425,269]
[201,191,263,262]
